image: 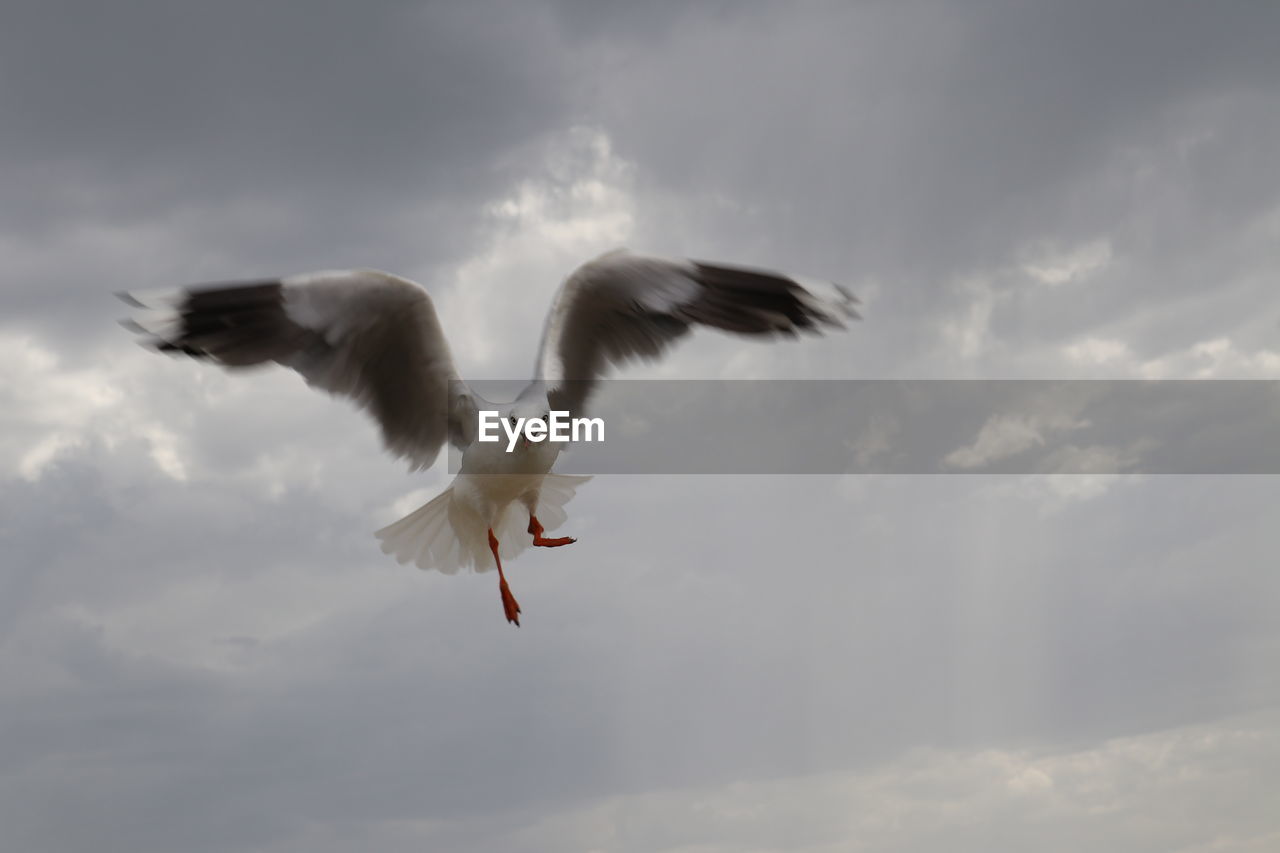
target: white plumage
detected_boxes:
[123,248,858,624]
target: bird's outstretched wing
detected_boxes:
[122,269,476,470]
[534,249,860,416]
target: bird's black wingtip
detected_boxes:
[831,283,863,320]
[833,283,861,304]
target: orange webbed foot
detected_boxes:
[499,577,522,626]
[528,514,577,548]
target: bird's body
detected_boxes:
[124,248,858,624]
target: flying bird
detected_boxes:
[122,249,859,625]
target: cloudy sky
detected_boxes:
[3,1,1280,850]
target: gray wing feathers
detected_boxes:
[125,270,473,470]
[536,249,858,415]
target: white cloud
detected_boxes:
[1022,238,1113,287]
[1062,336,1133,367]
[287,711,1279,853]
[940,275,999,363]
[1038,441,1146,476]
[0,333,125,481]
[17,431,86,481]
[944,411,1090,470]
[1140,337,1280,379]
[440,126,637,375]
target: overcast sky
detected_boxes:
[3,2,1279,851]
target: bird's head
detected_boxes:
[504,399,552,451]
[506,401,549,423]
[508,384,552,422]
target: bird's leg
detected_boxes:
[488,528,521,626]
[528,514,576,547]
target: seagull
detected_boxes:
[122,248,859,625]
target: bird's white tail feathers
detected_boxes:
[375,474,592,575]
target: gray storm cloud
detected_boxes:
[2,2,1278,851]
